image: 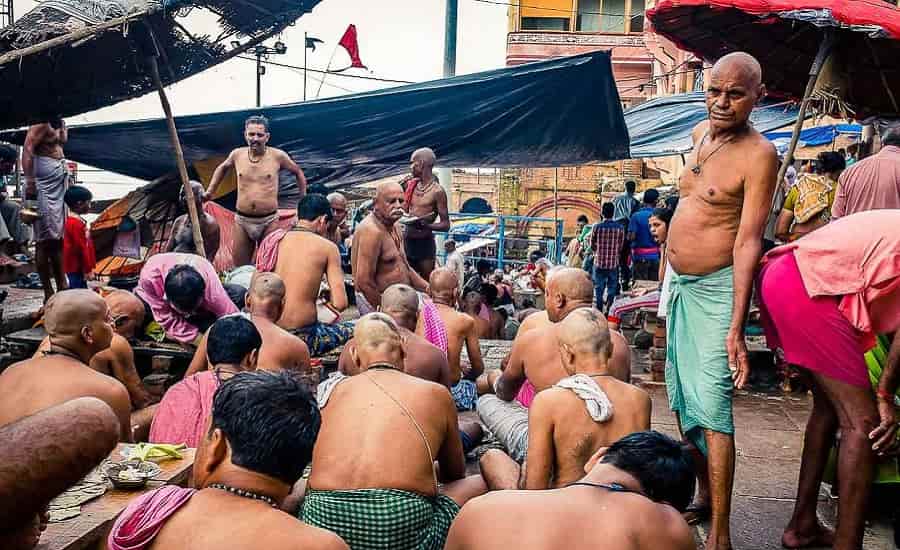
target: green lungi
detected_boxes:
[300,488,460,550]
[665,265,735,455]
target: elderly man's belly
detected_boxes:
[667,200,741,276]
[374,265,412,293]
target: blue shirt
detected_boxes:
[628,206,660,260]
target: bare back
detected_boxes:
[253,317,311,372]
[149,491,346,550]
[309,370,460,496]
[667,122,774,275]
[528,379,651,488]
[0,357,131,440]
[275,230,342,329]
[446,488,693,550]
[351,215,414,300]
[232,147,282,215]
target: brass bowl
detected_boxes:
[103,460,161,490]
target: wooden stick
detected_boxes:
[0,11,147,67]
[147,55,207,259]
[774,30,835,191]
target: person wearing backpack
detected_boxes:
[775,151,845,242]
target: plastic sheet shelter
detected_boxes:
[2,52,631,194]
[646,0,900,119]
[624,92,802,157]
[0,0,321,129]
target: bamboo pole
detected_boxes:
[0,12,148,67]
[774,30,836,190]
[147,55,207,259]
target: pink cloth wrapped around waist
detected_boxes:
[108,485,196,550]
[516,379,537,408]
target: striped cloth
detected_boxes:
[301,488,460,550]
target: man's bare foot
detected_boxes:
[781,523,835,549]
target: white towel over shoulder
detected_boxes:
[554,374,614,422]
[317,372,349,408]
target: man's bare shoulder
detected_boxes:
[265,513,349,549]
[692,120,710,142]
[530,386,570,415]
[742,129,778,161]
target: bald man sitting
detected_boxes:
[425,268,485,411]
[339,284,451,386]
[479,309,651,491]
[477,268,622,462]
[302,313,486,549]
[187,272,310,376]
[0,290,132,442]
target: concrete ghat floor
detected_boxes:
[470,340,897,550]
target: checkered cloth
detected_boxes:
[451,379,478,411]
[301,488,460,550]
[590,220,626,270]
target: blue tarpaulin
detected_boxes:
[625,92,802,158]
[1,52,630,191]
[764,124,862,147]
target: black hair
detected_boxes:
[664,195,679,212]
[496,307,509,321]
[643,188,660,205]
[601,431,695,512]
[816,151,846,174]
[307,183,330,196]
[480,283,498,306]
[0,144,17,162]
[223,283,247,310]
[881,128,900,147]
[601,202,615,219]
[297,193,333,222]
[211,370,320,485]
[476,258,492,274]
[164,264,206,313]
[521,298,535,309]
[207,315,262,365]
[577,214,589,224]
[650,208,673,227]
[244,115,269,131]
[624,180,636,193]
[64,185,92,208]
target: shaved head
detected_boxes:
[558,308,612,358]
[376,181,403,201]
[429,268,459,305]
[353,313,401,353]
[249,272,286,301]
[45,290,107,339]
[103,290,145,338]
[381,284,419,318]
[711,52,762,89]
[411,147,436,166]
[549,268,594,303]
[373,181,405,223]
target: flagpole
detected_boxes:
[303,31,308,101]
[315,43,340,99]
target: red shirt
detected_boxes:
[63,215,96,274]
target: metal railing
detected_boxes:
[433,212,564,268]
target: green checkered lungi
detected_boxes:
[300,488,460,550]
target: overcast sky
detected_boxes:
[15,0,510,124]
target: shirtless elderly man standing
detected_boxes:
[187,272,310,375]
[275,194,351,357]
[0,290,132,441]
[302,313,486,550]
[480,309,651,491]
[352,181,429,314]
[445,431,696,550]
[427,268,485,412]
[204,115,307,266]
[402,148,450,280]
[665,52,777,549]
